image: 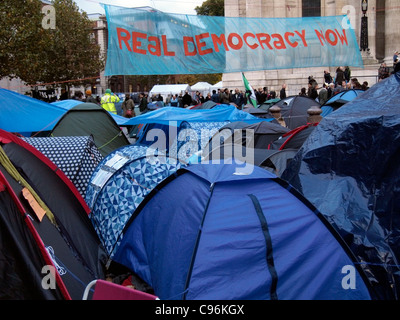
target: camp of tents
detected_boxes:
[1,71,400,300]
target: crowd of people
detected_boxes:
[55,62,397,119]
[378,50,400,81]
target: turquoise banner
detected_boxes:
[103,4,363,76]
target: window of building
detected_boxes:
[302,0,321,17]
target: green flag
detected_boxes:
[242,72,257,107]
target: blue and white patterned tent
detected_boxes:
[170,121,229,163]
[23,135,103,197]
[85,145,184,257]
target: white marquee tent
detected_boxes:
[149,84,191,101]
[190,82,212,93]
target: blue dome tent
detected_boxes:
[321,89,364,110]
[0,88,66,136]
[112,162,374,300]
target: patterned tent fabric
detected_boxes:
[23,136,103,198]
[85,145,184,257]
[170,121,229,163]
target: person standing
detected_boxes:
[182,91,192,107]
[335,66,345,86]
[211,89,220,103]
[344,66,351,83]
[307,79,318,100]
[170,94,178,107]
[85,89,98,104]
[393,50,399,67]
[324,70,333,84]
[378,63,390,81]
[138,92,148,114]
[279,83,287,100]
[101,89,120,114]
[60,88,69,100]
[232,88,244,108]
[318,83,328,105]
[299,87,307,96]
[178,93,183,108]
[121,93,135,118]
[220,88,230,104]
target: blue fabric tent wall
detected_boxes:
[135,121,229,163]
[0,88,66,136]
[123,105,273,126]
[85,145,184,257]
[321,89,364,109]
[112,162,373,300]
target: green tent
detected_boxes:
[50,103,129,157]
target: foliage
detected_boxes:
[0,0,104,86]
[0,0,46,81]
[195,0,225,17]
[43,0,104,86]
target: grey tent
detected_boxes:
[49,103,130,157]
[204,120,288,152]
[258,148,298,176]
[191,100,218,110]
[272,96,321,129]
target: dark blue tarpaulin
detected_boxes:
[282,72,400,300]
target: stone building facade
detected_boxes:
[223,0,399,95]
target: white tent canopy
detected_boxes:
[210,81,223,91]
[149,84,191,100]
[190,82,212,92]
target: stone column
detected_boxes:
[367,0,377,61]
[357,0,379,64]
[307,106,323,124]
[384,0,400,65]
[225,0,240,17]
[246,0,264,17]
[269,105,287,127]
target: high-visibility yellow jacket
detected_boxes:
[101,93,120,114]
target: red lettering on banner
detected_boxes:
[211,34,228,52]
[256,33,273,50]
[315,29,326,46]
[335,29,348,45]
[272,33,286,49]
[314,29,347,46]
[243,33,258,49]
[325,29,338,46]
[228,33,243,50]
[132,32,147,54]
[162,35,175,56]
[183,36,197,56]
[117,27,132,51]
[148,36,161,56]
[284,32,297,48]
[295,30,308,47]
[196,33,213,55]
[114,28,340,57]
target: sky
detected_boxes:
[73,0,205,15]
